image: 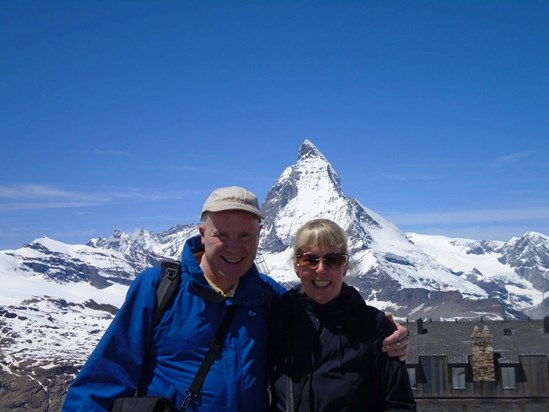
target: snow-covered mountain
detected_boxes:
[0,139,547,410]
[407,231,549,319]
[258,140,547,321]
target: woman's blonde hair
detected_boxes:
[292,219,348,256]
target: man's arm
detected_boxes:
[382,312,409,361]
[62,268,159,412]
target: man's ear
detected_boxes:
[198,225,205,243]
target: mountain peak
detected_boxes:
[260,140,407,258]
[298,139,328,162]
[524,231,548,241]
[260,140,348,252]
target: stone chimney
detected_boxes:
[417,318,423,335]
[471,325,496,381]
[417,318,427,335]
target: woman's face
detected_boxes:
[295,245,348,304]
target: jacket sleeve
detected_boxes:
[259,273,287,298]
[61,267,160,412]
[376,313,417,411]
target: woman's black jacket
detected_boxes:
[268,283,416,412]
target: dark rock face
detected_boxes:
[0,364,75,412]
[261,177,299,253]
[498,233,549,292]
[0,296,116,411]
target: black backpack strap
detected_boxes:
[154,260,181,326]
[136,260,182,396]
[181,304,239,410]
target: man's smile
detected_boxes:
[222,256,244,264]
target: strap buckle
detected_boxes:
[182,388,197,410]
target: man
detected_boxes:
[62,186,408,411]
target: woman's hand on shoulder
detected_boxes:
[381,312,409,361]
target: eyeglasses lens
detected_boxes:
[297,253,348,269]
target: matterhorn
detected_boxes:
[0,139,547,411]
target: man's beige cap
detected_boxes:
[201,186,264,219]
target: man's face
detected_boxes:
[199,210,261,291]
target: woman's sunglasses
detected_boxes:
[296,253,348,270]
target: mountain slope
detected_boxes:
[0,139,547,410]
[1,140,546,319]
[258,140,542,320]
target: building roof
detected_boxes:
[404,318,549,364]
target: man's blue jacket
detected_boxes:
[62,235,285,412]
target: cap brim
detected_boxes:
[203,203,264,219]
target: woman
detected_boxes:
[269,219,416,411]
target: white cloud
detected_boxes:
[494,151,537,164]
[0,184,194,212]
[0,184,104,201]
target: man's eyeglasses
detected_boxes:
[296,253,348,270]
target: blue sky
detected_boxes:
[1,1,548,249]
